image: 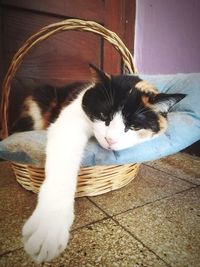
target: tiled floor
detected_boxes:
[0,153,200,267]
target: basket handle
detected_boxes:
[0,18,136,139]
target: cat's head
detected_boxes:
[82,65,186,151]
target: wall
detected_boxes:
[134,0,200,74]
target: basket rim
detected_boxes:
[0,18,137,139]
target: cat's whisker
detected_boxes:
[109,79,114,106]
[134,104,147,115]
[100,88,111,107]
[136,109,151,116]
[101,83,113,106]
[134,106,150,116]
[97,83,109,105]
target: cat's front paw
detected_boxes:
[22,206,74,263]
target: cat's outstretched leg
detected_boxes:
[22,95,91,263]
[22,183,74,263]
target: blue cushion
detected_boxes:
[0,73,200,166]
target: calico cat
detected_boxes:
[17,65,185,263]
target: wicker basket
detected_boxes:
[0,19,140,197]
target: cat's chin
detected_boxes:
[98,141,134,151]
[109,143,133,151]
[95,138,131,151]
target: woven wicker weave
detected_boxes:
[0,19,140,197]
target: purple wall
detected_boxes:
[134,0,200,74]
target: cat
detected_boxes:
[14,64,185,263]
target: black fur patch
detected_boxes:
[122,91,160,132]
[10,116,34,134]
[32,82,87,123]
[82,74,162,132]
[82,75,140,121]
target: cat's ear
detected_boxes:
[89,63,110,84]
[150,93,186,113]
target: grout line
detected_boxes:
[87,197,172,267]
[86,187,199,266]
[86,196,112,218]
[71,217,109,232]
[71,196,111,232]
[109,185,198,218]
[143,163,200,186]
[111,217,172,267]
[88,185,198,220]
[0,246,23,257]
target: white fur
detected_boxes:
[22,91,92,263]
[22,91,157,263]
[92,111,155,151]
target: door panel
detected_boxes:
[3,8,101,85]
[1,0,105,22]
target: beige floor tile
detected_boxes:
[0,162,107,255]
[0,163,37,254]
[115,187,200,267]
[0,162,17,187]
[146,153,200,185]
[73,197,107,230]
[89,165,193,216]
[0,249,37,267]
[0,219,168,267]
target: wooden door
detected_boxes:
[0,0,136,132]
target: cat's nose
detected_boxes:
[105,137,117,146]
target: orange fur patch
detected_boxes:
[158,115,168,133]
[138,129,154,139]
[135,81,158,94]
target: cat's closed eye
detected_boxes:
[130,126,141,131]
[125,125,141,132]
